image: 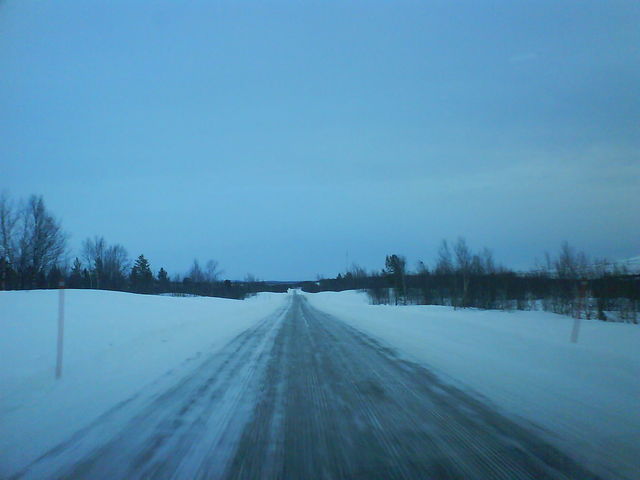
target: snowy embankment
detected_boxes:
[0,289,286,475]
[304,290,640,480]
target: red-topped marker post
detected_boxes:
[56,279,65,379]
[571,280,588,343]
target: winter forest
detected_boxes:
[1,192,638,323]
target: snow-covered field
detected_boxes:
[2,288,638,479]
[304,290,640,480]
[0,289,286,475]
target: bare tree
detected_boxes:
[188,259,206,283]
[480,247,495,274]
[82,236,106,265]
[385,254,407,305]
[14,195,67,286]
[453,237,472,272]
[82,236,107,288]
[348,263,368,279]
[103,244,130,289]
[82,236,129,289]
[435,240,453,275]
[244,273,259,283]
[454,237,472,307]
[555,241,589,279]
[0,191,18,266]
[205,259,222,283]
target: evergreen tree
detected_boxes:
[157,267,170,292]
[130,254,153,293]
[68,257,83,288]
[47,265,63,288]
[82,268,92,288]
[0,257,17,290]
[385,254,407,305]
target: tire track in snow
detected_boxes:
[224,293,601,480]
[11,301,289,480]
[11,293,603,479]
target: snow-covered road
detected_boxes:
[11,293,601,479]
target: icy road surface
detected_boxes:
[13,293,599,479]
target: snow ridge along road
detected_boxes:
[12,293,600,479]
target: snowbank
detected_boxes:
[0,289,286,475]
[304,290,640,480]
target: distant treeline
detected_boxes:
[0,192,280,299]
[1,192,638,321]
[302,239,639,324]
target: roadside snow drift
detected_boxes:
[0,289,286,476]
[304,290,640,480]
[2,288,638,480]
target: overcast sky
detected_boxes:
[1,0,638,280]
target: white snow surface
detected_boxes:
[304,290,640,480]
[0,289,286,476]
[2,288,638,479]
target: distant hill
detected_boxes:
[592,255,640,274]
[618,255,640,273]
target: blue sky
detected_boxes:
[2,0,639,280]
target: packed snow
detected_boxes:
[2,288,638,479]
[0,289,286,476]
[304,290,640,480]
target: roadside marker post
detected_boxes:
[56,279,65,379]
[571,280,588,343]
[570,313,581,343]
